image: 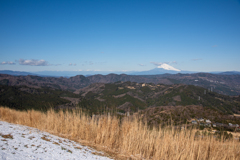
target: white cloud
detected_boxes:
[192,58,202,61]
[151,62,163,66]
[151,61,177,66]
[0,61,16,65]
[69,63,77,66]
[138,64,145,66]
[18,59,49,66]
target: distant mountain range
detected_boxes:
[1,69,240,77]
[217,71,240,75]
[1,71,240,96]
[0,70,37,76]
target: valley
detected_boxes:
[0,73,240,130]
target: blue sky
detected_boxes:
[0,0,240,73]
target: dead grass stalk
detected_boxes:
[0,106,239,159]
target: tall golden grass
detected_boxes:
[0,106,240,160]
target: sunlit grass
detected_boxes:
[0,106,239,159]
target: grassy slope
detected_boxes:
[0,107,239,160]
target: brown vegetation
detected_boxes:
[0,106,240,159]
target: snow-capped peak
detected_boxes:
[157,63,181,72]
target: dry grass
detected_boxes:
[0,106,240,159]
[234,114,240,117]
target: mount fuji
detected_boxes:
[156,63,181,72]
[130,63,194,75]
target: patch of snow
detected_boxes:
[0,121,112,160]
[157,63,181,71]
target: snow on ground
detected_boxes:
[0,121,113,160]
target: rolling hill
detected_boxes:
[1,72,240,96]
